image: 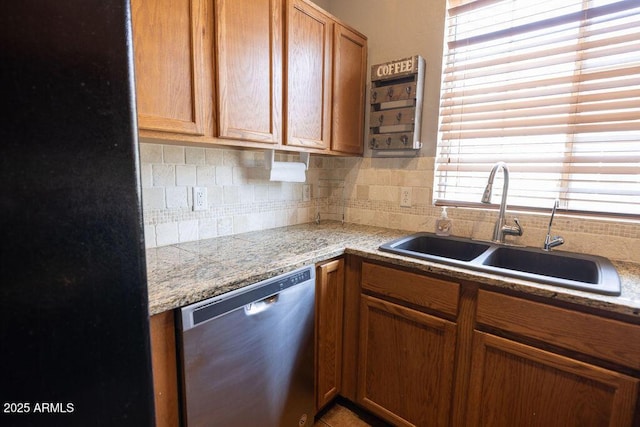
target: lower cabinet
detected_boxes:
[347,258,640,427]
[316,258,345,411]
[357,295,456,427]
[149,311,180,427]
[467,331,639,427]
[355,261,460,427]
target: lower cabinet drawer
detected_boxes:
[361,262,459,317]
[476,289,640,370]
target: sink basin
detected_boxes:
[379,233,491,264]
[481,247,599,283]
[379,233,621,296]
[478,246,620,295]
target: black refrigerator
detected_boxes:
[1,1,155,426]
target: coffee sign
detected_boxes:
[371,56,419,81]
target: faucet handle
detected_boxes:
[544,234,564,251]
[503,217,523,237]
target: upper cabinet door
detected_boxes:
[214,0,283,145]
[285,0,332,150]
[331,25,367,155]
[132,0,207,136]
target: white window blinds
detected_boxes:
[435,0,640,215]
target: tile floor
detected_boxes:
[315,401,390,427]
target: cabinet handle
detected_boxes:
[378,115,384,125]
[401,135,409,145]
[372,91,378,103]
[386,137,392,146]
[387,87,394,99]
[396,112,402,122]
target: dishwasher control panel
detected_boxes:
[180,265,315,330]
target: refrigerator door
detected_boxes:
[0,1,155,426]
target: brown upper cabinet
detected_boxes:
[214,0,283,145]
[132,0,367,155]
[131,0,211,137]
[330,24,367,155]
[285,0,333,151]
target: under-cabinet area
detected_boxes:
[145,222,640,427]
[131,0,367,155]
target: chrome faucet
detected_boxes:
[543,199,564,251]
[481,161,523,243]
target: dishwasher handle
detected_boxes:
[245,294,279,316]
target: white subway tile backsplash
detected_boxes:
[232,166,247,185]
[152,164,175,186]
[217,217,233,236]
[176,165,197,186]
[139,143,163,163]
[198,218,218,239]
[268,183,284,201]
[254,184,270,202]
[196,166,216,186]
[205,148,224,165]
[140,163,152,188]
[143,224,156,248]
[215,166,233,185]
[142,187,165,210]
[185,147,206,165]
[223,149,242,167]
[223,186,241,204]
[156,222,179,246]
[165,186,188,208]
[178,220,198,242]
[239,185,254,204]
[206,185,224,207]
[163,145,185,164]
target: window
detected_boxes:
[435,0,640,216]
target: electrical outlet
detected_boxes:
[400,187,412,207]
[193,187,207,211]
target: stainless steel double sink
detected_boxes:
[379,233,621,295]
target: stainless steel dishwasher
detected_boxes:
[178,265,316,427]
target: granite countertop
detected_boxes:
[146,221,640,318]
